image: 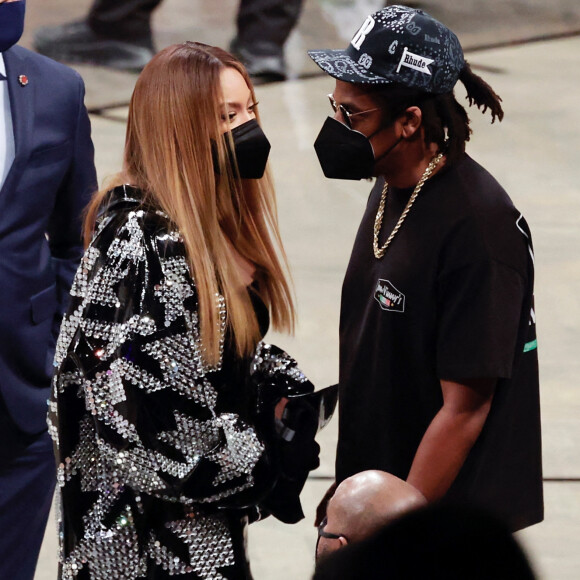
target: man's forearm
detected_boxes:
[406,406,487,500]
[406,378,495,501]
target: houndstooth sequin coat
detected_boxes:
[48,185,312,580]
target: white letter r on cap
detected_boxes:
[351,16,375,50]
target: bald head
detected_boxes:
[328,471,426,544]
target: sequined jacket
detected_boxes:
[48,185,312,579]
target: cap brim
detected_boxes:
[308,48,392,84]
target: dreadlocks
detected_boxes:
[459,62,504,123]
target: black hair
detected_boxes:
[362,61,504,164]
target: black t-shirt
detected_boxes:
[336,154,543,531]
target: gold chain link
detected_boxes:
[373,153,444,259]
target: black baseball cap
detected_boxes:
[308,5,465,94]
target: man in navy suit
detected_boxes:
[0,1,97,577]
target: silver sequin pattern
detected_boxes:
[49,200,280,578]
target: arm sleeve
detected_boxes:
[248,343,320,524]
[47,73,97,318]
[436,258,526,381]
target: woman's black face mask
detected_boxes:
[213,119,271,179]
[313,116,402,181]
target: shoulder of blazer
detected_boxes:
[6,45,84,90]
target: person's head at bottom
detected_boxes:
[313,503,537,580]
[316,470,426,561]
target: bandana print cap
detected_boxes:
[308,5,465,94]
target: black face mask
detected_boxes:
[214,119,271,179]
[0,1,26,53]
[313,117,402,181]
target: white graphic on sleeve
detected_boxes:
[396,46,434,75]
[374,279,405,313]
[516,214,535,265]
[515,214,538,352]
[351,16,375,50]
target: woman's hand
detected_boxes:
[274,396,289,421]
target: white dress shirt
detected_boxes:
[0,53,15,190]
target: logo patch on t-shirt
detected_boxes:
[374,279,405,312]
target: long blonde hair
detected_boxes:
[84,42,294,364]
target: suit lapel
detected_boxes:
[2,47,34,195]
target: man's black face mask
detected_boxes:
[313,116,402,181]
[213,119,271,180]
[0,0,26,53]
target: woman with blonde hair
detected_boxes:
[49,42,319,579]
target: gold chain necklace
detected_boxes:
[373,152,444,259]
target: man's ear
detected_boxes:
[338,536,348,548]
[400,106,423,139]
